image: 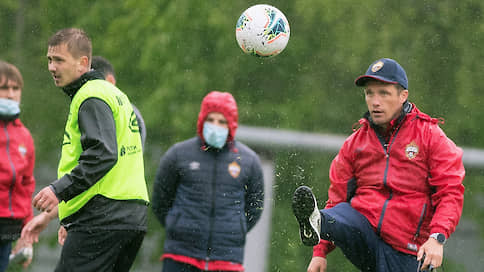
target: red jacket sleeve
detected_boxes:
[427,125,465,238]
[313,240,336,258]
[327,139,355,209]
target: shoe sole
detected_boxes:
[292,186,321,246]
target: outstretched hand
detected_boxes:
[21,208,58,244]
[417,238,443,270]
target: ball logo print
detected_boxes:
[236,4,290,57]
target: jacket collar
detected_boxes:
[61,70,104,99]
[197,136,237,153]
[365,100,413,136]
[0,114,20,122]
[0,118,21,126]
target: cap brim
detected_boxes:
[355,75,399,87]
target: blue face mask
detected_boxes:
[0,98,20,120]
[203,121,229,149]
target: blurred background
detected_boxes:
[1,0,483,271]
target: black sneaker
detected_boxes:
[292,185,321,246]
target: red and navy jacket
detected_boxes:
[0,118,35,241]
[314,103,465,257]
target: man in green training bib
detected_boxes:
[30,28,149,272]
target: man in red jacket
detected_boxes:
[0,60,35,271]
[292,58,465,272]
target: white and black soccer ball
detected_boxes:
[235,4,290,57]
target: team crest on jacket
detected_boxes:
[18,144,27,158]
[228,161,241,178]
[405,141,419,160]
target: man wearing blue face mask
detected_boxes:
[152,91,265,272]
[0,60,36,271]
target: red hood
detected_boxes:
[197,91,238,142]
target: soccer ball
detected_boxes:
[235,4,290,57]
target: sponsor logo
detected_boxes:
[120,144,140,156]
[189,161,200,171]
[405,141,419,160]
[228,161,241,178]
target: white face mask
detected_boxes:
[0,98,20,120]
[203,121,229,149]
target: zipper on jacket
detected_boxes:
[372,105,412,235]
[4,123,17,217]
[376,153,392,235]
[413,203,427,240]
[206,151,219,269]
[375,126,402,236]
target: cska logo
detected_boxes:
[371,61,384,72]
[228,161,241,178]
[18,144,27,158]
[405,141,419,160]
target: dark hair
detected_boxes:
[0,60,24,88]
[364,79,407,93]
[48,28,92,62]
[91,56,115,78]
[395,84,405,92]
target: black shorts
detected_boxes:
[55,229,145,272]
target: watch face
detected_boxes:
[430,233,446,244]
[437,233,445,243]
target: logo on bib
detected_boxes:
[62,131,71,146]
[129,111,139,133]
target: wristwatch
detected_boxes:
[429,233,446,245]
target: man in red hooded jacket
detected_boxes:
[0,60,35,271]
[292,58,465,272]
[152,91,264,272]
